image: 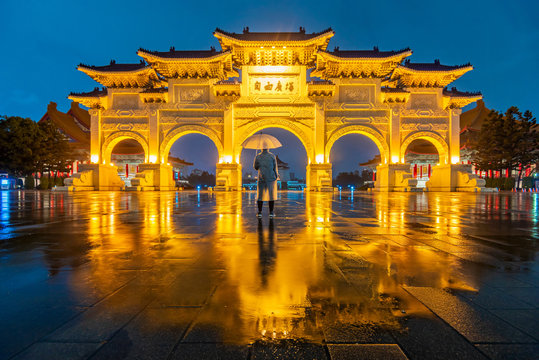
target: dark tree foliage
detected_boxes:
[187,170,215,187]
[0,116,42,177]
[333,169,373,188]
[0,116,73,179]
[474,107,538,188]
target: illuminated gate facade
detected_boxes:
[66,28,484,191]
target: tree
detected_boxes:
[0,116,42,177]
[0,116,73,182]
[474,107,538,188]
[334,171,363,188]
[24,174,35,189]
[187,170,215,187]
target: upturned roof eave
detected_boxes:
[137,49,232,62]
[317,49,412,62]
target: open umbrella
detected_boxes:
[242,133,282,149]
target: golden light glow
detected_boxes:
[451,156,460,164]
[315,154,324,164]
[391,155,400,164]
[149,155,157,164]
[91,154,99,163]
[223,155,233,164]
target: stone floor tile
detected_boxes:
[327,344,407,360]
[405,286,535,343]
[454,287,535,310]
[12,342,101,360]
[390,316,488,360]
[46,284,160,342]
[251,340,327,360]
[90,307,198,359]
[169,343,250,360]
[322,323,394,344]
[474,344,539,360]
[490,309,539,341]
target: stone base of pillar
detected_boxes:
[426,164,485,192]
[306,163,333,191]
[63,163,124,191]
[214,163,242,191]
[375,164,417,192]
[131,164,174,191]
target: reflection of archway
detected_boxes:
[102,131,148,164]
[400,132,448,165]
[325,125,389,163]
[236,118,313,162]
[161,125,224,163]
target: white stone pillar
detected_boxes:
[389,108,401,164]
[89,109,101,163]
[149,109,159,164]
[449,108,461,164]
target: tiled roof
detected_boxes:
[79,60,148,72]
[138,47,224,59]
[69,87,107,97]
[168,155,193,166]
[402,59,471,71]
[443,87,482,97]
[214,27,334,41]
[325,47,411,58]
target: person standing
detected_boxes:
[254,148,279,218]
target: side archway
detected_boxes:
[400,131,449,165]
[102,131,149,164]
[160,125,224,163]
[235,118,314,162]
[325,125,389,164]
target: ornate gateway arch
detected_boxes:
[66,27,484,191]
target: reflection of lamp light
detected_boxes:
[91,154,99,163]
[149,155,157,163]
[223,155,232,164]
[451,156,460,164]
[391,155,399,164]
[315,154,324,164]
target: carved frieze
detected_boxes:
[399,108,449,117]
[112,94,140,110]
[175,86,210,104]
[102,109,149,117]
[339,86,373,104]
[234,105,314,119]
[410,94,438,109]
[325,110,388,119]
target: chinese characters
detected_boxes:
[252,78,297,94]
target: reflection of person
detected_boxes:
[258,218,276,286]
[254,148,279,218]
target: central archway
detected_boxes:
[240,127,309,191]
[235,118,314,163]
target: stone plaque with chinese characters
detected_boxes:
[250,76,299,96]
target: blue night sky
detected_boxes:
[1,0,537,175]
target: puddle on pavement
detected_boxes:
[0,190,537,344]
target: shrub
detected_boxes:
[38,176,49,190]
[25,175,35,189]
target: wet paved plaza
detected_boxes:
[0,190,538,360]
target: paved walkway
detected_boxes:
[0,190,538,359]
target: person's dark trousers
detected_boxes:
[257,200,275,213]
